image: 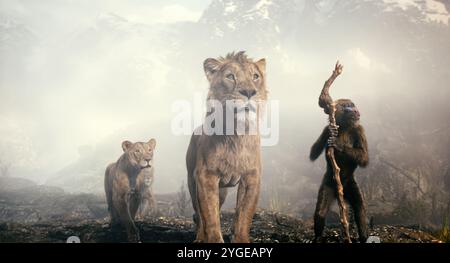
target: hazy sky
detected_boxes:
[0,0,210,37]
[0,0,448,193]
[0,0,210,179]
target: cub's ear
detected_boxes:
[203,58,222,83]
[148,138,156,149]
[255,58,266,74]
[122,140,133,152]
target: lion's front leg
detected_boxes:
[188,169,205,243]
[196,168,223,243]
[232,171,260,243]
[129,193,141,220]
[114,193,140,242]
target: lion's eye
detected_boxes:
[253,73,259,81]
[226,73,235,81]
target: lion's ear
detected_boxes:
[122,140,133,152]
[148,138,156,149]
[255,58,266,74]
[204,58,222,83]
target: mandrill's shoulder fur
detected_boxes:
[343,124,368,167]
[309,100,368,168]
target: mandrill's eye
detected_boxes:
[253,73,259,81]
[226,73,235,81]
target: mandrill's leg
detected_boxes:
[345,180,368,243]
[232,171,260,243]
[314,181,336,243]
[196,168,223,243]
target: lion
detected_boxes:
[104,138,156,242]
[136,171,157,220]
[186,51,267,243]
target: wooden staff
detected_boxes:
[318,61,351,243]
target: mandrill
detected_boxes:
[310,70,369,242]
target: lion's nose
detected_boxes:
[145,158,152,162]
[239,89,256,99]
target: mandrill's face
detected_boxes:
[335,99,361,128]
[203,53,267,115]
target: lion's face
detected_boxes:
[121,139,156,170]
[203,51,267,114]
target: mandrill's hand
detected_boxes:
[327,124,343,151]
[332,61,343,78]
[328,123,339,138]
[327,137,344,152]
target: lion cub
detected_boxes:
[104,139,156,242]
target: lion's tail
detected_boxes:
[104,163,115,212]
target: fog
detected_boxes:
[1,0,449,221]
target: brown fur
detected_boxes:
[186,51,267,243]
[105,139,156,242]
[310,99,369,243]
[136,171,157,220]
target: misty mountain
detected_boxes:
[1,0,449,204]
[0,15,37,52]
[0,14,38,84]
[42,0,450,195]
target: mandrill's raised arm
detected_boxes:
[319,61,343,114]
[310,126,330,161]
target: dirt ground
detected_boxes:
[0,210,442,243]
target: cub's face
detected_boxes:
[203,55,267,113]
[122,139,156,170]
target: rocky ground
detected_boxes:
[0,176,444,243]
[0,210,442,243]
